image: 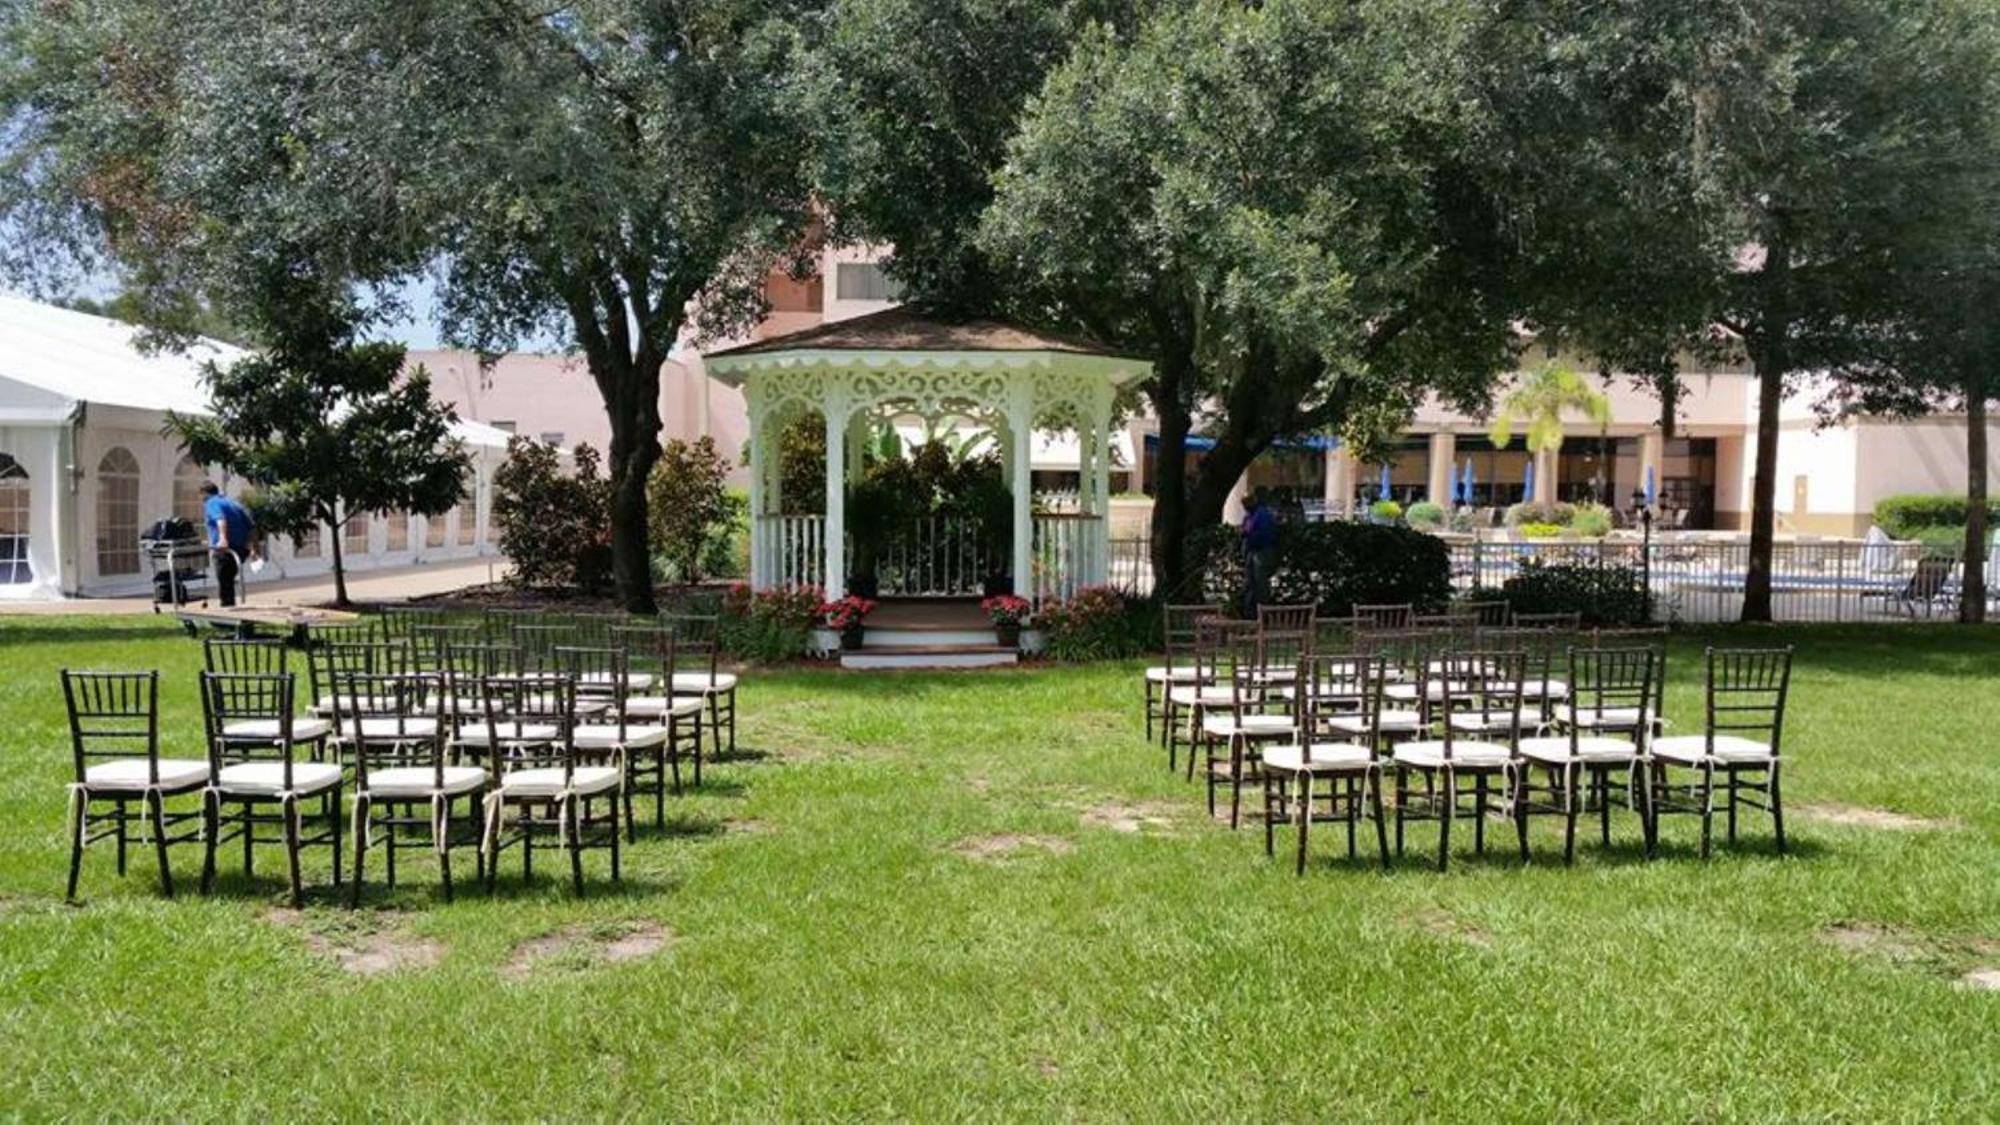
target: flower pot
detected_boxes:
[840,626,865,651]
[995,621,1022,648]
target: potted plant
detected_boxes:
[821,594,878,651]
[980,594,1032,647]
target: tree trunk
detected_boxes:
[1741,224,1791,624]
[327,509,350,608]
[593,354,664,615]
[1150,394,1192,598]
[1961,381,1988,624]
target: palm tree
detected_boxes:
[1486,362,1613,454]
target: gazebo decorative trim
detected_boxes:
[706,310,1150,601]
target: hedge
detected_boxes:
[1498,560,1650,625]
[1187,521,1451,617]
[1874,493,2000,538]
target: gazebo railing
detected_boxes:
[756,514,824,591]
[868,515,995,597]
[1033,513,1102,605]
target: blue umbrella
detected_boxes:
[1379,463,1392,500]
[1461,458,1476,505]
[1643,464,1658,507]
[1449,465,1463,505]
[1522,457,1536,500]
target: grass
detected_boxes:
[2,616,1998,1117]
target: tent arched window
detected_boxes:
[172,455,207,524]
[0,453,30,585]
[95,447,141,576]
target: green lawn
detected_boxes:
[2,616,1998,1118]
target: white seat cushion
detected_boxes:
[337,717,441,741]
[222,717,334,742]
[1652,734,1775,765]
[1393,740,1514,769]
[578,671,657,691]
[313,694,387,717]
[214,761,342,797]
[1519,678,1570,699]
[671,671,737,693]
[1555,705,1649,730]
[1328,709,1425,735]
[1201,713,1295,739]
[83,758,210,791]
[453,721,560,744]
[1170,685,1238,707]
[1519,735,1641,764]
[1145,665,1209,684]
[498,765,620,798]
[622,695,705,719]
[362,765,488,798]
[573,723,671,750]
[1447,712,1520,736]
[1263,741,1375,773]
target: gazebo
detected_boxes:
[705,309,1150,602]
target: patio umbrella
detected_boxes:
[1449,465,1463,505]
[1462,458,1475,505]
[1379,462,1392,500]
[1522,457,1535,500]
[1643,463,1658,507]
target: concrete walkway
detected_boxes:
[0,558,508,616]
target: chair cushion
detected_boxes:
[1201,713,1295,739]
[1519,735,1641,764]
[1328,710,1425,735]
[573,723,672,750]
[222,717,334,742]
[452,721,560,744]
[498,766,621,798]
[1144,665,1209,684]
[1262,742,1375,773]
[1652,734,1775,765]
[671,671,738,693]
[1555,705,1649,730]
[82,758,210,791]
[313,694,387,717]
[1518,678,1569,699]
[622,694,706,719]
[214,761,342,797]
[362,765,488,798]
[1170,685,1237,707]
[1393,740,1513,769]
[337,717,441,742]
[1447,712,1520,736]
[578,671,657,691]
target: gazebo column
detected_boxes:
[1088,385,1114,584]
[824,392,849,599]
[1009,382,1033,600]
[747,419,765,588]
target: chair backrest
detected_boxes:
[1591,625,1669,716]
[1256,603,1317,635]
[308,620,378,648]
[1456,600,1511,627]
[556,645,632,737]
[480,606,537,643]
[611,623,677,685]
[379,605,447,639]
[411,623,481,668]
[199,671,298,776]
[1162,603,1222,660]
[1357,628,1428,689]
[339,671,448,785]
[308,640,410,707]
[1704,646,1794,756]
[1250,628,1310,699]
[1294,652,1382,755]
[61,670,160,784]
[663,614,720,683]
[204,637,287,675]
[1513,611,1582,630]
[1352,603,1414,632]
[566,613,626,648]
[1190,615,1245,688]
[481,673,579,784]
[1567,646,1656,749]
[439,642,519,723]
[510,623,571,669]
[1435,649,1526,757]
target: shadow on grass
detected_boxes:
[0,621,194,647]
[708,747,775,766]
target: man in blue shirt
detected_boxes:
[201,482,255,607]
[1241,487,1279,614]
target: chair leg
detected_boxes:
[1726,771,1739,844]
[1436,770,1453,873]
[282,796,304,908]
[1345,776,1358,859]
[1473,774,1487,856]
[1394,769,1407,857]
[610,793,623,883]
[439,816,455,905]
[1145,682,1157,744]
[1597,768,1612,845]
[1638,762,1657,860]
[1563,764,1579,865]
[1263,774,1277,857]
[1228,736,1245,830]
[1371,773,1390,868]
[1699,764,1715,860]
[329,783,344,888]
[350,795,369,908]
[1295,773,1311,876]
[200,790,219,896]
[241,801,254,877]
[147,789,173,898]
[66,797,88,902]
[567,794,585,896]
[726,690,737,756]
[115,798,127,876]
[1770,764,1786,855]
[1513,768,1529,864]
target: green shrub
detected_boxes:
[1505,501,1576,528]
[646,437,737,582]
[493,438,613,591]
[1186,521,1451,618]
[1500,560,1649,625]
[1037,586,1149,661]
[1518,521,1566,539]
[1914,525,1971,559]
[1405,500,1445,531]
[1370,499,1403,522]
[1571,503,1613,538]
[1874,493,2000,538]
[717,581,820,661]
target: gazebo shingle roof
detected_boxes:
[706,306,1135,359]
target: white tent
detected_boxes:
[0,296,509,600]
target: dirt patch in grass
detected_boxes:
[951,834,1075,862]
[1823,923,1934,963]
[1797,803,1950,831]
[1406,905,1493,949]
[726,818,774,836]
[1079,800,1186,836]
[265,908,442,976]
[502,920,673,980]
[1956,968,2000,992]
[1823,923,2000,982]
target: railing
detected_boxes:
[1107,536,1154,597]
[1448,537,1993,624]
[756,514,824,591]
[870,515,995,596]
[1032,513,1101,605]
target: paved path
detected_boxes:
[0,558,508,616]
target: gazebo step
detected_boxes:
[861,627,1000,648]
[840,645,1020,671]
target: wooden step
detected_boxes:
[840,643,1020,671]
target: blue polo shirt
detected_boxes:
[1243,505,1279,550]
[203,494,254,551]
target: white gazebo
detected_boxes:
[705,309,1150,602]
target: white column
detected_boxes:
[823,396,847,599]
[1427,432,1457,505]
[1010,383,1033,599]
[747,406,766,589]
[1639,431,1665,507]
[1534,446,1558,505]
[1090,390,1113,584]
[846,411,868,480]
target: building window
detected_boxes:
[385,511,409,551]
[294,524,322,559]
[490,420,516,434]
[344,511,370,556]
[457,495,476,546]
[172,455,207,525]
[834,261,903,302]
[0,453,30,585]
[425,509,447,549]
[539,431,565,447]
[95,447,142,576]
